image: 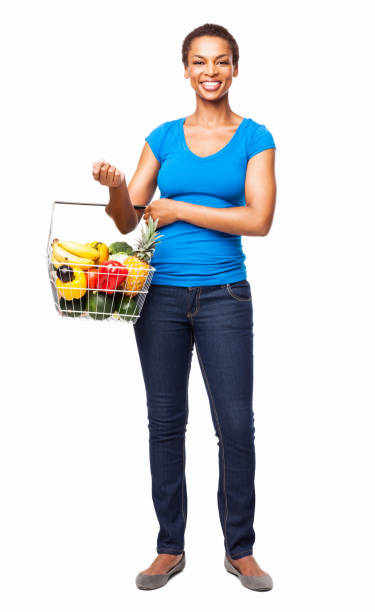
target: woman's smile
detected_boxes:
[200,80,222,91]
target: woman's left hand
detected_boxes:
[143,199,178,227]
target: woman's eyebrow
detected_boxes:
[192,54,229,59]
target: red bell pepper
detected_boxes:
[97,260,128,294]
[86,266,100,289]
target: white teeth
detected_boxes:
[201,81,221,89]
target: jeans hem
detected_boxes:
[157,549,184,555]
[227,548,253,560]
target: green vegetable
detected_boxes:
[59,295,87,317]
[116,294,140,322]
[87,291,116,320]
[108,241,134,256]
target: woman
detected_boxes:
[92,23,276,592]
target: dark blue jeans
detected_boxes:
[133,279,256,560]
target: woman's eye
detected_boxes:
[193,61,228,65]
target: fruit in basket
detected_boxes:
[56,265,87,300]
[52,239,96,270]
[86,266,100,289]
[86,261,128,294]
[121,217,163,297]
[86,241,109,264]
[51,254,62,268]
[115,295,140,321]
[59,294,87,317]
[97,261,128,294]
[87,290,115,320]
[59,240,100,260]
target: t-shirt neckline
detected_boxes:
[180,116,247,160]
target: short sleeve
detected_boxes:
[247,124,276,160]
[145,122,166,164]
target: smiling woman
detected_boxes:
[95,21,276,591]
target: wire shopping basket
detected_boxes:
[46,201,157,324]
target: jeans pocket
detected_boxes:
[225,280,252,302]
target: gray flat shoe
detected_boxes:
[224,555,273,591]
[136,552,186,590]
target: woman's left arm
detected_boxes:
[178,148,276,236]
[143,148,275,236]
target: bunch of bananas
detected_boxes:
[51,239,109,269]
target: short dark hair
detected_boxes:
[182,23,239,68]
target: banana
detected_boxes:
[52,239,95,270]
[86,241,109,264]
[51,253,62,268]
[58,240,99,260]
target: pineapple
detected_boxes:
[122,217,163,297]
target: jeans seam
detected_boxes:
[188,287,202,317]
[226,283,252,302]
[182,328,194,529]
[193,326,229,556]
[196,288,201,315]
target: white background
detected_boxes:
[1,0,374,609]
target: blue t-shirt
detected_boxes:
[145,116,276,286]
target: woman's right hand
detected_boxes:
[92,160,125,188]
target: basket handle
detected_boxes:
[54,200,146,209]
[47,201,147,257]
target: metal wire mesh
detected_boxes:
[46,201,155,324]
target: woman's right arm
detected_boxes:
[92,141,160,234]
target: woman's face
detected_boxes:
[184,35,238,100]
